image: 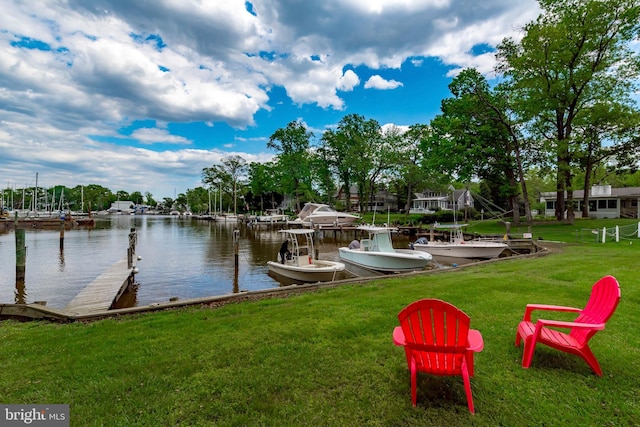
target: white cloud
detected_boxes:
[338,69,360,91]
[131,128,192,145]
[364,75,403,90]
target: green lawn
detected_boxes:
[1,220,639,426]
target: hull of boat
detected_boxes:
[290,216,359,226]
[267,260,345,283]
[308,215,359,225]
[338,248,431,273]
[413,242,507,259]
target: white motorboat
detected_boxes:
[290,203,359,226]
[267,229,345,283]
[257,209,289,223]
[338,225,432,273]
[411,224,508,260]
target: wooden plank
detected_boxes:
[64,258,133,314]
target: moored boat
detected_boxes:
[267,229,345,283]
[411,224,508,260]
[338,225,432,273]
[290,203,359,227]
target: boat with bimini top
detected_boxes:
[267,229,346,283]
[338,225,432,274]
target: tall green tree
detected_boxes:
[310,147,337,205]
[496,0,640,222]
[426,69,532,223]
[202,155,247,214]
[321,114,380,212]
[247,161,281,212]
[394,124,439,213]
[268,120,313,212]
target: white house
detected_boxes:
[410,189,474,214]
[540,185,640,219]
[107,200,135,214]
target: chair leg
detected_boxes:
[580,346,604,377]
[465,350,475,377]
[522,336,537,368]
[515,330,522,346]
[410,358,417,406]
[461,360,475,414]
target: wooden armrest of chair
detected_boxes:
[536,319,605,330]
[467,329,484,352]
[523,304,582,321]
[393,326,405,346]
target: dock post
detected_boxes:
[15,227,26,282]
[233,229,240,293]
[128,228,137,268]
[59,212,65,250]
[314,224,320,260]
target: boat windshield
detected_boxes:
[371,230,395,253]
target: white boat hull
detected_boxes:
[412,241,507,259]
[294,203,360,226]
[267,260,345,283]
[338,247,431,273]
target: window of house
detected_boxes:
[546,201,555,210]
[598,200,607,209]
[608,199,617,209]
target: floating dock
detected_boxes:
[63,258,135,315]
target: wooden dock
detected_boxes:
[64,258,134,315]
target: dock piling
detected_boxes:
[15,228,26,282]
[59,213,65,250]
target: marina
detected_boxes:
[0,215,539,320]
[0,215,362,312]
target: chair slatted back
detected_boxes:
[571,275,621,344]
[398,299,470,374]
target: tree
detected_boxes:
[310,147,337,205]
[184,187,210,213]
[496,0,640,223]
[426,69,533,223]
[321,114,380,212]
[267,120,314,212]
[573,103,640,216]
[80,184,113,211]
[130,191,144,205]
[145,192,156,207]
[247,161,280,212]
[202,155,247,214]
[395,124,440,213]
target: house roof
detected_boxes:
[541,186,640,199]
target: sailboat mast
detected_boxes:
[34,172,38,212]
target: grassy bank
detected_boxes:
[1,222,639,426]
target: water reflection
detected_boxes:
[14,276,26,305]
[58,249,65,272]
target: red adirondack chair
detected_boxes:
[515,275,621,376]
[393,299,484,414]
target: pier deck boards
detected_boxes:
[64,258,133,314]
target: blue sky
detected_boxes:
[0,0,541,199]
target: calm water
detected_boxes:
[0,216,386,309]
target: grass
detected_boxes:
[1,220,639,426]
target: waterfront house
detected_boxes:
[540,185,640,219]
[107,201,135,214]
[410,189,474,214]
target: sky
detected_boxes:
[0,0,542,200]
